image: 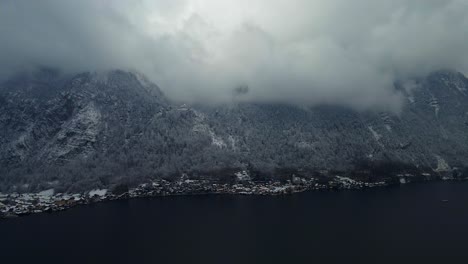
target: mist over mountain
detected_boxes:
[2,0,468,112]
[1,68,467,193]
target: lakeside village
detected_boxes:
[1,168,466,219]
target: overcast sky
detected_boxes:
[1,0,468,112]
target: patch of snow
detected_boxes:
[454,82,467,94]
[134,72,152,89]
[272,186,288,193]
[22,194,33,200]
[47,180,60,186]
[228,135,237,150]
[38,189,55,197]
[429,95,440,117]
[336,176,357,185]
[184,180,196,184]
[73,194,82,201]
[192,110,227,148]
[235,171,251,181]
[48,102,102,160]
[434,155,450,172]
[441,74,467,94]
[439,126,449,140]
[210,131,227,148]
[368,126,382,141]
[89,189,108,197]
[72,77,83,85]
[296,141,313,149]
[10,125,34,161]
[192,111,209,134]
[178,104,189,111]
[455,84,467,94]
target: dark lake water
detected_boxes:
[2,182,468,263]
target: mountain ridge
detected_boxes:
[1,68,467,193]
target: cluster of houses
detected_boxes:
[0,170,458,219]
[0,190,86,218]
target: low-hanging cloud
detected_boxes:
[1,0,468,112]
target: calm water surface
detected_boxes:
[2,182,468,263]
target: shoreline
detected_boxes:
[1,173,466,219]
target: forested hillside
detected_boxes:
[1,69,467,193]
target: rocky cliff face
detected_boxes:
[1,69,467,193]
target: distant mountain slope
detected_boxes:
[198,70,468,171]
[1,69,467,193]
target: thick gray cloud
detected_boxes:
[1,0,468,112]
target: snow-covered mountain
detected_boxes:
[1,68,468,193]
